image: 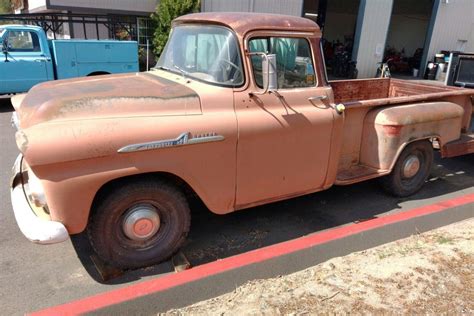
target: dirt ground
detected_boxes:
[164,218,474,315]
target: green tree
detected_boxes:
[0,0,12,14]
[151,0,200,56]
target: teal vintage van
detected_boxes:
[0,24,139,95]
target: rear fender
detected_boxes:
[360,102,464,171]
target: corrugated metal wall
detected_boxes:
[426,0,474,60]
[202,0,304,17]
[352,0,393,78]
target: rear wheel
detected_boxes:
[381,141,433,197]
[87,179,190,269]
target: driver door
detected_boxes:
[0,29,50,94]
[234,34,337,208]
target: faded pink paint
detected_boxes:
[11,13,474,235]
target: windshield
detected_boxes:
[156,25,244,87]
[0,28,5,39]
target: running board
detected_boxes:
[336,164,389,185]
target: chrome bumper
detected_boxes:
[10,154,69,244]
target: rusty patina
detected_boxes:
[18,73,201,129]
[174,12,322,38]
[9,12,474,243]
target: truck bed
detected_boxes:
[330,78,474,184]
[330,78,474,108]
[331,78,473,135]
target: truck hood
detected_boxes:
[16,72,201,129]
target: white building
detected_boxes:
[202,0,474,79]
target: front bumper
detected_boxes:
[10,154,69,244]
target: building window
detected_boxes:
[137,17,153,48]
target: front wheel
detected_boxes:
[381,141,433,197]
[87,179,191,269]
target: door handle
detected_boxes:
[308,95,328,106]
[34,58,51,62]
[308,95,328,102]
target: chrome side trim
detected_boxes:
[118,132,225,153]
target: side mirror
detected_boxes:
[262,54,278,92]
[2,39,8,63]
[249,52,278,95]
[1,38,7,53]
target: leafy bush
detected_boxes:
[151,0,200,56]
[0,0,12,14]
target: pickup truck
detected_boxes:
[9,13,474,270]
[0,24,139,95]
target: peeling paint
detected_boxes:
[17,73,201,128]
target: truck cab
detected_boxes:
[0,24,139,95]
[0,25,54,94]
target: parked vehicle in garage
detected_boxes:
[0,24,138,95]
[8,13,474,270]
[446,52,474,88]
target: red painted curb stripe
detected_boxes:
[31,193,474,316]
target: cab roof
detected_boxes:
[0,24,43,31]
[174,12,321,37]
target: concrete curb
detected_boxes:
[31,194,474,316]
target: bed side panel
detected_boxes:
[360,102,464,171]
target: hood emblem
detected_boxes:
[118,132,225,153]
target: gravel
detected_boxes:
[163,218,474,315]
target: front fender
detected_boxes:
[360,102,464,171]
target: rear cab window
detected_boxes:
[249,36,316,89]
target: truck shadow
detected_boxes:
[71,153,473,284]
[0,97,14,112]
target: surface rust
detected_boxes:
[174,12,321,38]
[18,72,201,128]
[442,133,474,158]
[11,13,474,238]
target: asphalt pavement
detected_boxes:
[0,96,473,315]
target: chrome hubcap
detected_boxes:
[402,155,421,178]
[122,205,160,241]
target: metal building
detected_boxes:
[202,0,474,79]
[9,0,156,46]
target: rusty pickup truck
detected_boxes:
[9,13,474,269]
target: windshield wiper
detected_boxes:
[151,64,189,78]
[153,66,169,71]
[173,64,189,79]
[153,65,189,80]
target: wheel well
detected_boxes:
[90,172,200,216]
[389,137,437,172]
[87,71,110,76]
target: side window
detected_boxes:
[7,31,41,52]
[249,37,316,89]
